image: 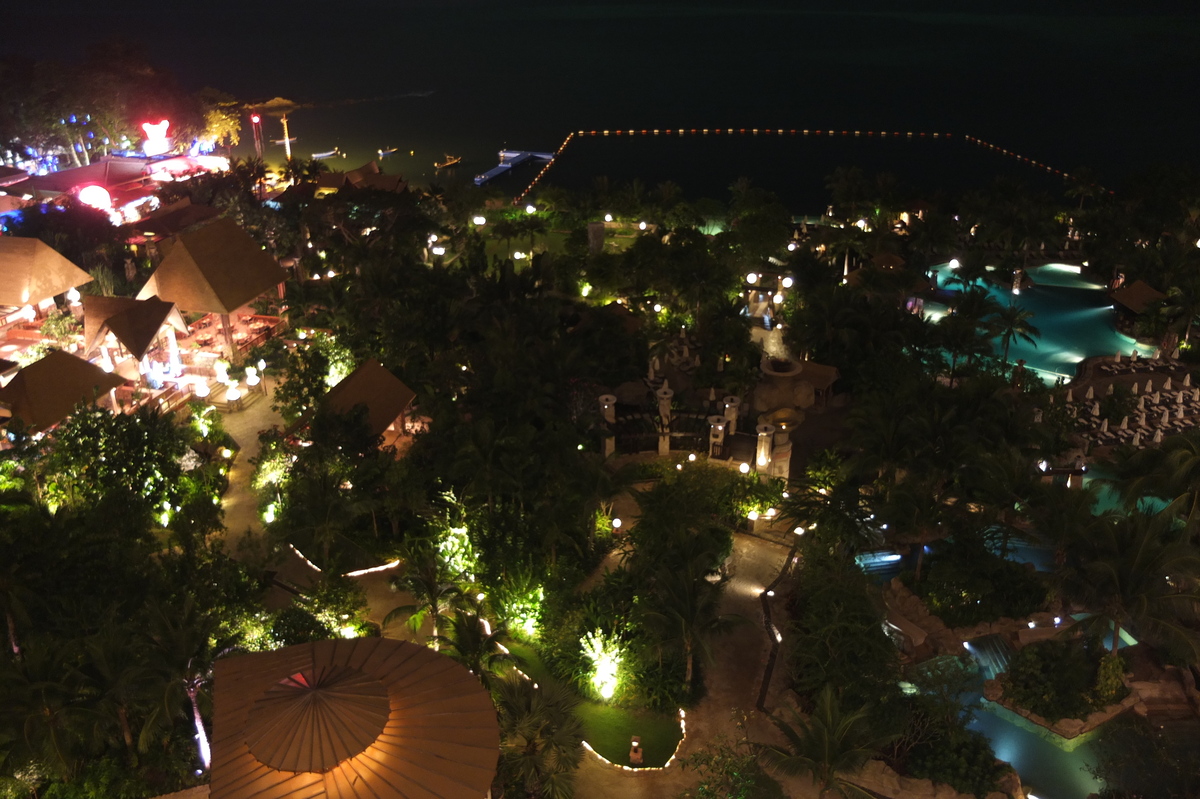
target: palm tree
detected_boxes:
[519,215,548,252]
[493,672,584,799]
[639,567,744,686]
[780,474,880,556]
[1059,510,1200,658]
[0,640,89,780]
[992,303,1040,362]
[431,605,513,689]
[879,477,953,582]
[384,545,462,648]
[77,623,160,757]
[1114,429,1200,525]
[143,599,234,770]
[756,685,895,799]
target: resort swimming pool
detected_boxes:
[927,263,1155,383]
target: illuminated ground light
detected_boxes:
[580,630,622,700]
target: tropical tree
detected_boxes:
[756,685,895,799]
[1113,429,1200,525]
[992,303,1040,362]
[493,672,584,799]
[384,545,463,647]
[431,605,513,689]
[76,622,160,758]
[639,567,744,687]
[1059,510,1200,658]
[143,599,234,770]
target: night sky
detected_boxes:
[9,1,1200,199]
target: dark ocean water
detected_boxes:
[11,1,1200,211]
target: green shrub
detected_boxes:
[1002,639,1127,722]
[904,536,1046,628]
[786,552,899,706]
[271,606,334,646]
[906,726,1007,799]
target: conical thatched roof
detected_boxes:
[83,295,188,360]
[0,350,125,432]
[137,218,287,314]
[210,638,498,799]
[0,237,93,307]
[323,359,416,437]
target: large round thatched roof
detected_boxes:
[210,639,499,799]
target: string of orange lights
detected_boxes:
[513,128,1082,204]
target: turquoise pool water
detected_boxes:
[969,705,1103,799]
[927,263,1155,383]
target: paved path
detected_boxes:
[574,533,820,799]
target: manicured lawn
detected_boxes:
[507,641,683,768]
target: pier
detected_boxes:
[474,150,555,186]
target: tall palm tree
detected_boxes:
[76,623,160,757]
[384,545,462,648]
[756,685,895,799]
[1060,510,1200,658]
[992,303,1040,362]
[143,599,234,770]
[431,605,513,689]
[493,672,584,799]
[639,567,744,686]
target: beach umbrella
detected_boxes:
[1146,379,1154,393]
[1165,377,1173,391]
[1194,389,1199,402]
[1115,351,1122,363]
[1153,349,1162,360]
[1066,389,1074,403]
[1177,406,1185,420]
[1107,383,1115,395]
[1092,402,1102,417]
[1132,431,1142,447]
[1178,392,1186,405]
[1131,349,1140,360]
[1137,396,1146,411]
[1154,392,1162,405]
[1120,416,1129,430]
[1173,347,1181,358]
[1161,409,1171,426]
[708,387,717,402]
[1100,418,1109,433]
[652,356,661,371]
[661,377,670,391]
[1185,373,1192,387]
[1138,411,1147,427]
[1132,382,1139,395]
[1154,429,1164,443]
[1085,386,1095,400]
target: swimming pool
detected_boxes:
[926,263,1156,384]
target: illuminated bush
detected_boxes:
[580,629,623,700]
[438,523,479,580]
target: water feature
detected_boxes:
[926,263,1155,384]
[968,704,1103,799]
[957,635,1103,799]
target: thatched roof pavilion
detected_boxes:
[0,350,124,431]
[0,237,93,308]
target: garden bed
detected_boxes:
[507,641,684,768]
